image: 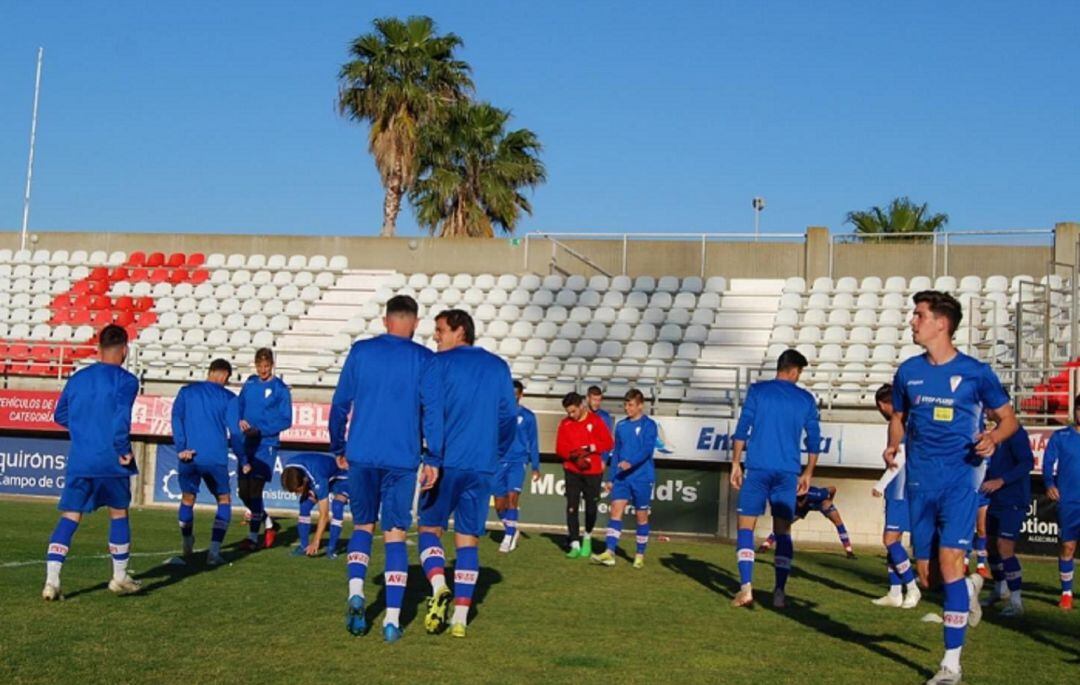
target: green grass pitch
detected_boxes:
[0,499,1076,684]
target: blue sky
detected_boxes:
[0,2,1077,239]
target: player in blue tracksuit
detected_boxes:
[591,389,657,569]
[330,295,434,642]
[171,358,239,566]
[1043,401,1080,611]
[730,349,821,610]
[758,485,855,558]
[587,385,615,468]
[233,347,293,550]
[887,291,1018,685]
[978,417,1033,616]
[281,452,349,559]
[494,380,540,554]
[43,325,141,600]
[418,309,517,638]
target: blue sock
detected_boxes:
[178,502,194,540]
[887,541,915,585]
[46,517,79,565]
[989,552,1005,583]
[297,499,314,548]
[942,579,969,650]
[248,497,264,537]
[1003,556,1022,593]
[419,531,447,590]
[504,508,519,544]
[453,545,480,621]
[736,528,755,585]
[211,503,230,546]
[347,529,373,598]
[636,522,649,556]
[328,499,345,551]
[887,563,901,588]
[974,535,988,568]
[384,541,408,626]
[774,534,793,592]
[835,523,851,550]
[109,516,131,580]
[606,519,623,555]
[1061,558,1075,595]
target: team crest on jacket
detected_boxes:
[949,375,962,393]
[517,415,524,425]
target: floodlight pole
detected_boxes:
[752,197,766,242]
[21,47,44,252]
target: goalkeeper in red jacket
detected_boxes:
[555,391,614,559]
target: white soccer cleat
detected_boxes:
[207,551,227,566]
[967,573,984,627]
[498,537,512,554]
[509,529,521,551]
[108,575,143,596]
[1000,602,1024,617]
[42,582,63,601]
[731,585,754,608]
[872,593,903,608]
[925,666,962,685]
[902,585,922,609]
[772,589,787,609]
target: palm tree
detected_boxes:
[410,102,545,237]
[338,16,473,237]
[845,197,949,243]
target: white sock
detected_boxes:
[570,540,580,551]
[247,532,258,542]
[46,561,61,586]
[384,608,401,627]
[997,580,1008,597]
[112,558,129,582]
[741,582,752,592]
[1010,590,1022,607]
[264,514,274,529]
[209,541,221,556]
[888,585,902,599]
[431,573,447,595]
[905,581,919,594]
[348,578,364,599]
[452,605,469,625]
[941,647,962,672]
[965,576,976,597]
[182,535,194,550]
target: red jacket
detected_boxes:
[555,411,615,476]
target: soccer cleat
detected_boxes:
[509,529,521,551]
[901,585,922,610]
[967,573,984,627]
[731,585,754,608]
[325,549,338,560]
[590,551,616,567]
[633,554,645,569]
[41,582,63,601]
[239,538,257,552]
[1060,594,1073,611]
[845,549,857,560]
[925,666,962,685]
[1000,602,1024,617]
[580,536,593,558]
[424,586,453,634]
[207,551,226,566]
[772,589,787,609]
[263,521,280,549]
[450,623,467,638]
[345,595,367,636]
[290,546,307,557]
[108,575,142,596]
[872,593,903,608]
[383,624,404,643]
[976,565,992,580]
[182,535,194,557]
[498,537,512,554]
[757,542,773,553]
[565,544,582,559]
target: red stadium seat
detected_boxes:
[146,252,165,268]
[109,266,131,282]
[87,280,107,296]
[167,253,186,268]
[167,268,187,284]
[30,345,53,362]
[113,311,135,327]
[124,325,138,341]
[127,251,147,267]
[52,294,73,309]
[132,297,153,312]
[130,268,149,280]
[50,310,71,325]
[136,311,157,326]
[89,311,112,326]
[187,253,206,267]
[148,268,170,283]
[190,269,209,284]
[90,266,109,281]
[70,310,92,325]
[114,296,134,311]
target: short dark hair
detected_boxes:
[624,389,645,404]
[99,324,128,349]
[280,466,307,493]
[386,294,419,317]
[562,391,584,409]
[209,358,232,376]
[912,290,962,335]
[587,385,603,397]
[255,347,274,364]
[513,380,524,392]
[435,309,476,345]
[777,348,808,373]
[875,384,893,406]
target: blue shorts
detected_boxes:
[330,476,349,498]
[348,466,416,531]
[240,444,277,481]
[884,497,910,533]
[909,486,978,560]
[611,478,653,510]
[977,491,991,509]
[58,476,131,513]
[987,505,1025,541]
[737,469,798,520]
[418,468,492,537]
[493,462,527,496]
[1059,501,1080,543]
[178,462,231,497]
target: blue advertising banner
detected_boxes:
[0,437,72,497]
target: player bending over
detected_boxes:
[730,349,821,610]
[234,347,293,550]
[886,290,1018,685]
[494,380,540,554]
[418,309,517,638]
[330,295,434,642]
[171,358,239,566]
[1043,397,1080,611]
[281,452,349,559]
[758,485,855,558]
[591,389,657,569]
[43,325,141,600]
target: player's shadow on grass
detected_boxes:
[363,564,504,634]
[758,557,878,599]
[540,532,571,553]
[815,554,904,592]
[660,552,742,599]
[63,549,239,600]
[981,607,1080,664]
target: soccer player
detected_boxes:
[330,294,433,642]
[171,358,238,566]
[591,389,657,569]
[43,324,141,600]
[973,492,991,579]
[587,385,615,467]
[280,452,349,559]
[418,309,517,638]
[1043,397,1080,611]
[555,391,614,559]
[757,485,855,558]
[979,409,1033,616]
[233,347,293,550]
[730,349,820,610]
[885,290,1018,685]
[870,384,922,609]
[494,380,540,554]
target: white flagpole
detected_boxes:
[20,47,44,252]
